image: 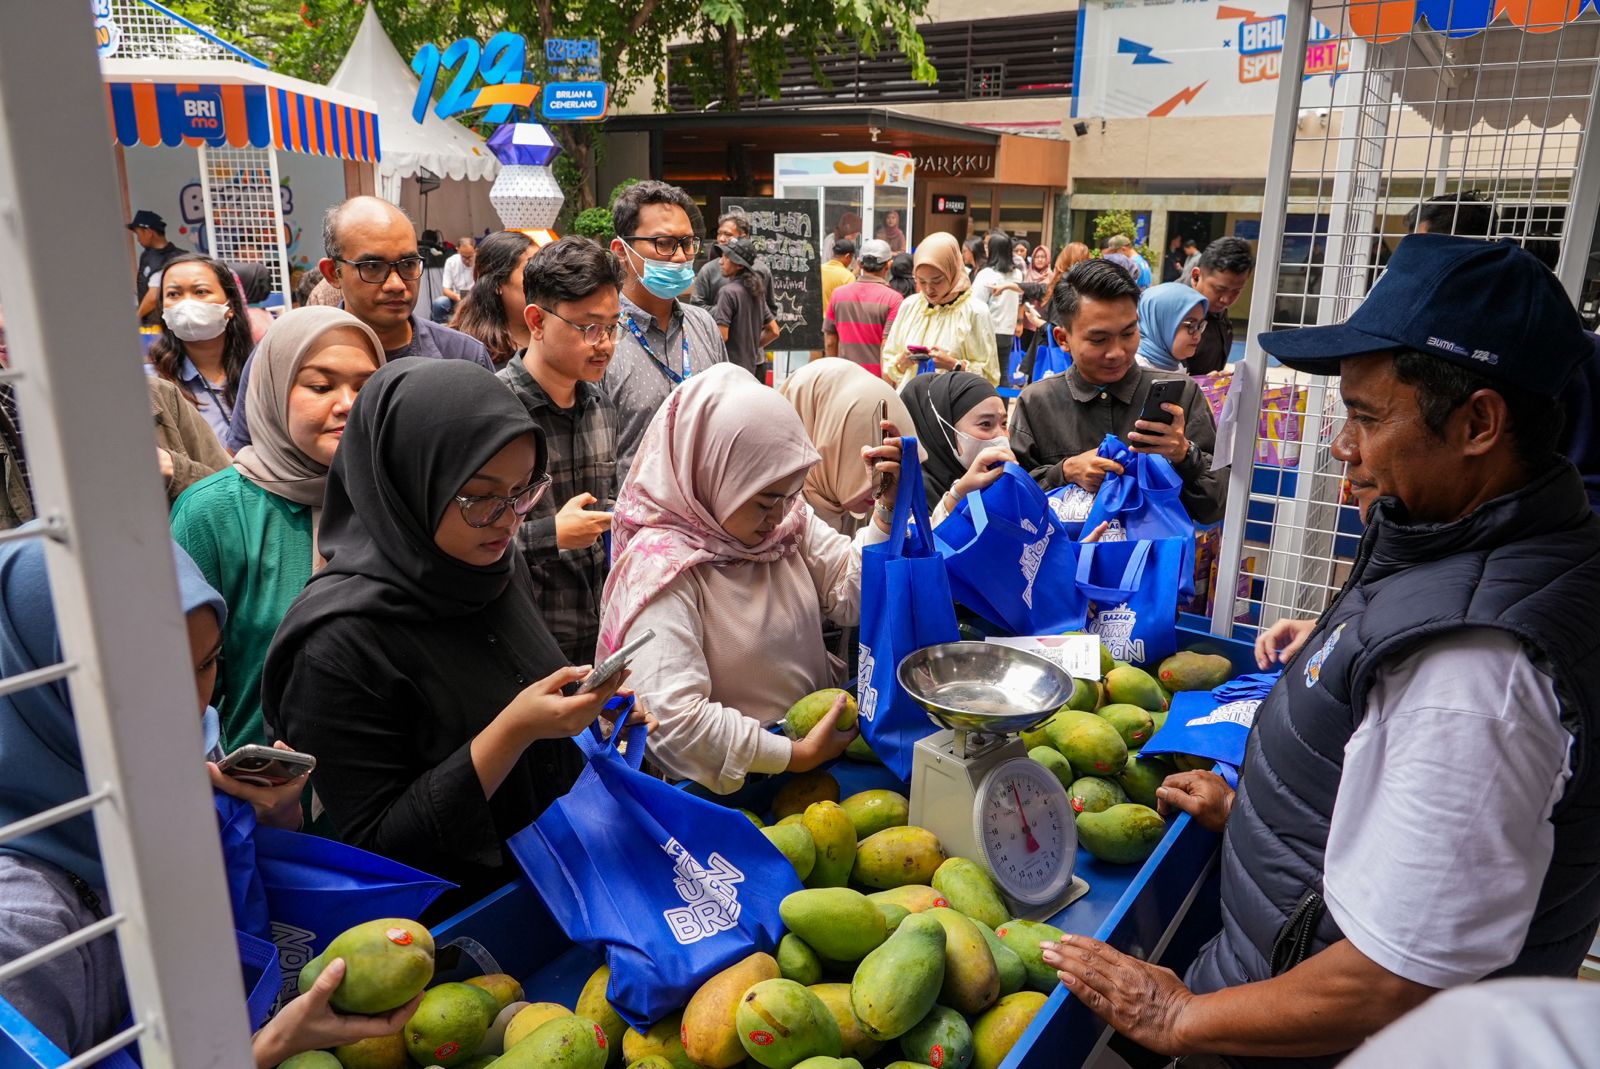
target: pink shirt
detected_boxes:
[824,278,904,366]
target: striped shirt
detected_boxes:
[824,277,903,367]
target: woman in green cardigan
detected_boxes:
[172,307,386,750]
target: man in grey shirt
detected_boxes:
[604,181,727,485]
[692,210,778,321]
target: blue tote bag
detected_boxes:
[1075,538,1181,667]
[508,706,800,1029]
[858,438,961,782]
[1032,327,1071,381]
[1006,337,1028,387]
[1082,434,1197,599]
[933,463,1089,637]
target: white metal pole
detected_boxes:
[0,5,256,1066]
[197,144,220,259]
[1557,73,1600,301]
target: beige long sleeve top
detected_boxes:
[880,291,1002,387]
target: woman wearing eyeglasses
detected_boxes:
[170,308,386,753]
[262,359,640,908]
[1133,281,1209,373]
[599,363,904,795]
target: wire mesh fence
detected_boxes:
[200,145,292,305]
[100,0,263,65]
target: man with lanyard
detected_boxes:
[605,180,727,486]
[1037,234,1600,1067]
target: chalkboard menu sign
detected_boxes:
[722,197,823,351]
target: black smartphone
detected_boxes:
[1138,379,1187,426]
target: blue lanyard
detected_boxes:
[624,314,692,385]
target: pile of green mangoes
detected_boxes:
[1020,643,1234,866]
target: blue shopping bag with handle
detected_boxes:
[933,463,1089,637]
[1006,337,1028,387]
[1032,326,1071,381]
[859,438,962,782]
[1144,671,1281,770]
[508,701,799,1029]
[1075,538,1182,668]
[1082,434,1196,599]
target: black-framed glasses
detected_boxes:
[337,256,426,284]
[621,234,701,258]
[1177,318,1209,337]
[538,306,623,347]
[453,473,553,528]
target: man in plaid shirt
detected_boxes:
[497,237,623,664]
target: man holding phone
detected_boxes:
[1010,260,1227,524]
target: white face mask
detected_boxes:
[936,409,1009,468]
[162,298,230,343]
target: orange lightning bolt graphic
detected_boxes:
[1149,82,1209,117]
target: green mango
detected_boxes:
[808,982,884,1060]
[972,992,1049,1069]
[924,908,1000,1015]
[740,808,766,828]
[1067,775,1127,815]
[840,789,910,841]
[778,933,825,986]
[780,887,888,962]
[1149,709,1169,735]
[627,1058,677,1069]
[403,983,495,1068]
[1117,754,1175,810]
[1097,703,1156,750]
[1065,676,1100,712]
[801,801,857,887]
[278,1054,341,1069]
[846,734,881,763]
[785,689,859,738]
[994,919,1065,994]
[930,857,1008,931]
[495,1015,610,1069]
[899,1005,974,1069]
[1173,753,1216,773]
[777,812,806,826]
[1104,666,1166,712]
[621,1011,699,1069]
[1027,746,1074,791]
[1157,651,1234,692]
[851,826,946,890]
[332,1032,407,1069]
[850,913,947,1041]
[574,964,625,1067]
[762,822,817,883]
[976,923,1026,997]
[1018,712,1056,751]
[774,771,841,821]
[736,979,842,1067]
[877,902,911,932]
[1076,803,1167,865]
[298,918,434,1015]
[1044,710,1128,778]
[866,885,949,913]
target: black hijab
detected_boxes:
[278,359,548,628]
[901,371,998,510]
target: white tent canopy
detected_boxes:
[329,4,499,198]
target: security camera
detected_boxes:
[1073,120,1091,137]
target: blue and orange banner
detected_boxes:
[106,81,379,162]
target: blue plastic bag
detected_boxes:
[508,705,800,1029]
[1047,484,1098,540]
[1082,434,1197,599]
[1142,671,1282,769]
[934,463,1089,637]
[858,438,962,782]
[1075,538,1182,667]
[1006,337,1028,387]
[1032,326,1071,381]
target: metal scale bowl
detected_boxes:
[898,642,1091,920]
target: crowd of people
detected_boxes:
[5,171,1600,1068]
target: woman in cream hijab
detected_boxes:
[779,358,924,536]
[881,232,1001,388]
[171,306,385,751]
[599,364,903,794]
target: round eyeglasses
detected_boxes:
[1177,318,1210,337]
[453,473,553,528]
[538,306,623,347]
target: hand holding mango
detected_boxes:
[786,690,859,774]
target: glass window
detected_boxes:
[870,185,912,253]
[966,187,994,239]
[822,188,865,254]
[998,186,1045,250]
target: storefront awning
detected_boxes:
[1344,0,1597,41]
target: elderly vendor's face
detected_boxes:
[723,472,807,547]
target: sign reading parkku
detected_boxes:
[1075,0,1353,120]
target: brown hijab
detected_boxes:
[912,233,972,305]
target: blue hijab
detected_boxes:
[1136,282,1208,372]
[0,533,226,888]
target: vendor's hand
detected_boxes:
[950,445,1016,502]
[928,346,960,371]
[555,493,613,551]
[252,957,420,1069]
[1060,450,1124,494]
[1255,617,1317,670]
[1041,935,1196,1057]
[788,694,859,773]
[1130,405,1190,465]
[157,447,175,480]
[209,741,307,831]
[502,664,624,743]
[1156,770,1235,833]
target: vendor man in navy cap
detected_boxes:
[127,209,186,324]
[1039,233,1600,1067]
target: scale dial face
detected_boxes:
[973,757,1077,906]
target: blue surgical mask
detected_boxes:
[202,705,223,761]
[623,242,697,300]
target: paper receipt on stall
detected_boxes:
[985,634,1103,679]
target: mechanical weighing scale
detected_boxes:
[898,642,1091,922]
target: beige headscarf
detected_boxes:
[912,232,972,305]
[232,307,385,565]
[779,359,926,535]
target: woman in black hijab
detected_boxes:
[262,359,630,914]
[900,370,1013,519]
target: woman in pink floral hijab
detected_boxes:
[599,364,902,793]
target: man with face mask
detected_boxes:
[605,180,728,486]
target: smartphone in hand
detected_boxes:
[1138,379,1187,426]
[215,744,316,787]
[576,629,657,695]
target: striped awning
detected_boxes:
[105,80,379,162]
[1348,0,1595,42]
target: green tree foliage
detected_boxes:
[1091,205,1155,267]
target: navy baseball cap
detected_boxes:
[1259,233,1590,396]
[126,210,166,232]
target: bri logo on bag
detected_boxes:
[1186,700,1261,729]
[1090,604,1143,663]
[1050,486,1096,524]
[1017,518,1053,610]
[1303,623,1345,689]
[857,643,879,723]
[661,838,746,945]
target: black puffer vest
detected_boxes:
[1186,465,1600,1068]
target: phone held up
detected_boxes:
[215,744,316,787]
[576,629,657,695]
[1138,378,1186,428]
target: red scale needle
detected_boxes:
[1012,783,1041,853]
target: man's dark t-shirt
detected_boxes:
[712,280,768,379]
[137,242,186,321]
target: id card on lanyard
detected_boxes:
[625,314,693,385]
